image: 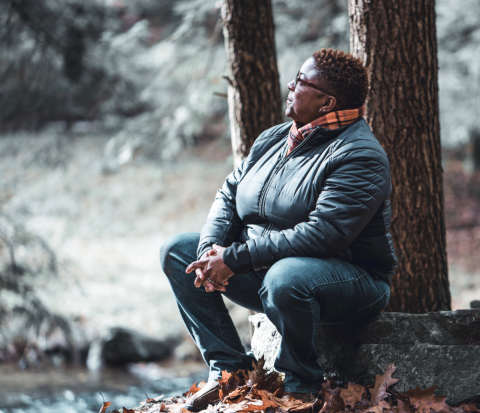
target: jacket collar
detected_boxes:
[301,118,366,147]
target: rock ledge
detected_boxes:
[249,310,480,405]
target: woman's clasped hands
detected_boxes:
[186,244,234,292]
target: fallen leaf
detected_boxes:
[404,386,448,412]
[366,400,390,413]
[246,357,281,391]
[219,370,245,398]
[394,399,413,413]
[188,382,202,395]
[319,384,345,413]
[353,399,372,413]
[370,364,399,406]
[250,389,278,409]
[145,394,164,403]
[276,396,307,410]
[341,382,366,408]
[290,397,323,413]
[463,403,479,413]
[122,408,135,413]
[241,400,273,411]
[222,386,248,403]
[99,401,113,413]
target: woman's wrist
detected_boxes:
[223,243,253,275]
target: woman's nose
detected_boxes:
[287,79,295,91]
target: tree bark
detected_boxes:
[221,0,283,167]
[348,0,451,312]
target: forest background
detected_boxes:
[0,0,479,409]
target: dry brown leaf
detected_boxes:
[143,394,165,404]
[288,397,323,413]
[341,382,366,408]
[370,364,399,406]
[352,398,371,413]
[394,399,413,413]
[219,370,245,399]
[246,357,281,391]
[319,384,345,413]
[275,395,306,409]
[99,401,113,413]
[247,358,263,386]
[250,389,278,409]
[366,400,391,413]
[404,386,448,412]
[122,408,135,413]
[185,382,202,397]
[222,386,248,403]
[162,404,186,413]
[463,403,479,413]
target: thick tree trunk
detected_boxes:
[348,0,451,312]
[221,0,283,167]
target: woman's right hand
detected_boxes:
[190,248,232,292]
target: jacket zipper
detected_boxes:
[258,128,319,219]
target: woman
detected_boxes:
[160,49,397,410]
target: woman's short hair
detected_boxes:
[312,49,368,110]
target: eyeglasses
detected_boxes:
[294,70,336,99]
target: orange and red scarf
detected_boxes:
[287,104,365,155]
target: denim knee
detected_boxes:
[259,259,300,313]
[159,232,195,278]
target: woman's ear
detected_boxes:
[321,96,337,113]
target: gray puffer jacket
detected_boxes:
[197,119,398,282]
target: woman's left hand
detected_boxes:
[186,244,234,292]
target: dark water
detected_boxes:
[0,361,208,413]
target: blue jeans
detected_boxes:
[160,232,390,393]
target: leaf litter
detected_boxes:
[98,359,479,413]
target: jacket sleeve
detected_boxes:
[243,147,391,271]
[196,160,246,260]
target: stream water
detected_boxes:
[0,360,208,413]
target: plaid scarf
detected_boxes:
[287,104,365,155]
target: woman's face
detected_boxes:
[285,57,334,126]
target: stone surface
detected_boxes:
[250,314,282,371]
[249,310,480,405]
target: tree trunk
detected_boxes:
[348,0,451,312]
[221,0,283,167]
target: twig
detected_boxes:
[222,75,233,86]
